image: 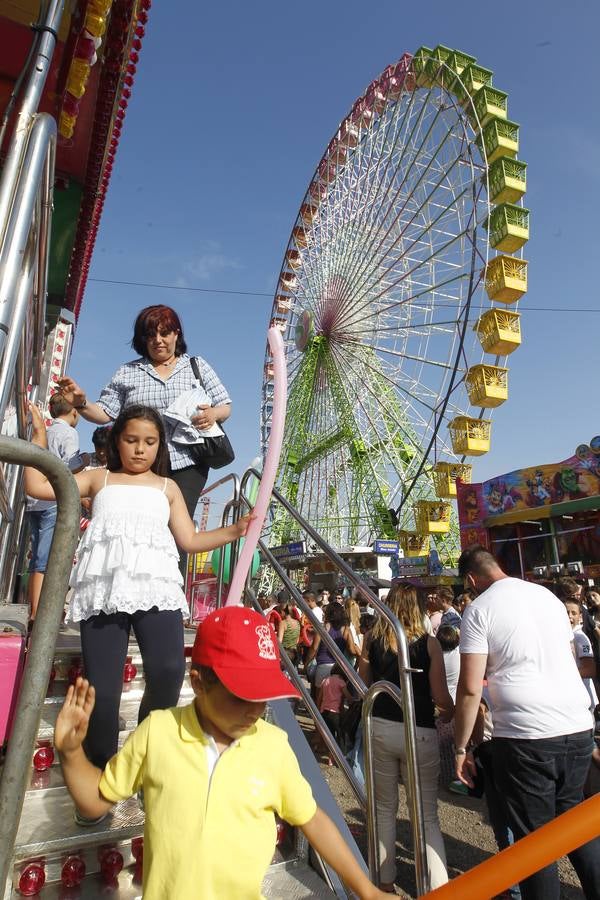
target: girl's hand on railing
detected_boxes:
[232,511,256,538]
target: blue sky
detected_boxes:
[70,0,600,499]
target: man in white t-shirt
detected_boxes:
[454,545,599,900]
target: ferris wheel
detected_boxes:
[260,46,528,561]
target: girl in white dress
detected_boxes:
[26,403,252,768]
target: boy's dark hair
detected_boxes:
[437,586,455,604]
[92,425,111,449]
[457,545,499,579]
[131,305,187,357]
[106,405,170,475]
[555,577,581,602]
[48,393,74,419]
[436,624,460,651]
[191,664,221,688]
[562,597,582,611]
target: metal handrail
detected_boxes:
[0,113,55,416]
[362,680,413,883]
[0,0,63,247]
[245,588,366,806]
[185,472,241,605]
[236,466,430,894]
[0,438,81,893]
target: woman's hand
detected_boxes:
[57,376,86,408]
[191,404,218,430]
[455,749,477,788]
[55,678,95,755]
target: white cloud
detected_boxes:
[175,241,242,286]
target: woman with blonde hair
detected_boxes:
[344,597,362,665]
[359,583,454,892]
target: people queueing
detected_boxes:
[319,663,354,760]
[304,602,355,691]
[563,596,599,713]
[25,393,89,624]
[359,582,454,892]
[344,597,363,667]
[436,624,460,703]
[454,545,600,900]
[277,602,301,667]
[426,589,443,635]
[437,585,461,631]
[25,403,252,786]
[54,606,391,900]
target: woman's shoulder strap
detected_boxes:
[103,469,110,487]
[162,477,168,494]
[190,356,201,382]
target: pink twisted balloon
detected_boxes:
[225,327,287,605]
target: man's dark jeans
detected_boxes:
[492,730,600,900]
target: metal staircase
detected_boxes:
[4,626,340,898]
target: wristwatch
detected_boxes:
[74,399,87,410]
[454,746,468,756]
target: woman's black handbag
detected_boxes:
[189,358,235,469]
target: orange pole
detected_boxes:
[423,794,600,899]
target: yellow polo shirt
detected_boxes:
[99,703,317,899]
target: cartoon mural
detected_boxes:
[457,436,600,538]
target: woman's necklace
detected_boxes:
[159,355,177,368]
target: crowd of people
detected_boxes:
[257,562,600,898]
[23,302,600,896]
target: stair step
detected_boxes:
[263,861,336,897]
[13,790,143,862]
[9,867,143,899]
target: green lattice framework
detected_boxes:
[270,339,462,563]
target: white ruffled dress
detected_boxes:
[67,479,188,623]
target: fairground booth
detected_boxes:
[456,436,600,583]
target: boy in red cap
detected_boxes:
[55,606,388,899]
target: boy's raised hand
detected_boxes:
[55,678,95,755]
[28,402,46,432]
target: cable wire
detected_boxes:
[86,278,599,314]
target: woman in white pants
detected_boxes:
[359,583,454,892]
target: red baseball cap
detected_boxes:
[191,606,300,702]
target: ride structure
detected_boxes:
[261,46,529,565]
[0,0,150,598]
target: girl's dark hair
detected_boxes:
[131,305,188,357]
[330,663,347,680]
[325,602,348,629]
[106,405,170,475]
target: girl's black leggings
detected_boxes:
[80,608,185,768]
